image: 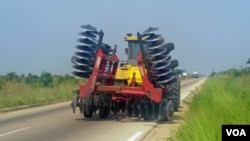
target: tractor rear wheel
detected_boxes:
[168,75,180,111]
[159,98,168,120]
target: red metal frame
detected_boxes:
[79,49,119,98]
[79,50,162,103]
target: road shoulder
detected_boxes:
[141,81,203,141]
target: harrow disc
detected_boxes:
[151,61,171,70]
[147,47,168,57]
[83,95,94,118]
[155,75,176,85]
[133,98,140,117]
[141,27,179,86]
[72,71,90,79]
[76,45,97,53]
[99,94,111,118]
[154,68,172,77]
[127,99,134,117]
[71,24,99,79]
[81,24,98,31]
[78,38,97,46]
[143,27,159,35]
[150,55,171,64]
[72,65,92,73]
[71,57,93,67]
[159,98,175,121]
[79,31,97,38]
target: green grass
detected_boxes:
[176,75,250,141]
[0,81,80,109]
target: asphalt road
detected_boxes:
[0,77,207,141]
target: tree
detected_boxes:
[4,72,19,81]
[173,69,185,75]
[25,73,39,85]
[39,71,53,87]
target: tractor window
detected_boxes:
[128,42,141,60]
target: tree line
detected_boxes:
[0,71,81,89]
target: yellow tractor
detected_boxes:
[115,35,148,86]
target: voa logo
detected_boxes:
[226,129,246,136]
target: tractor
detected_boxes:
[71,24,180,121]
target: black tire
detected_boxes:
[168,75,180,111]
[159,98,168,121]
[169,59,179,69]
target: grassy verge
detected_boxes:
[0,81,80,110]
[176,75,250,141]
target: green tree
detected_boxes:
[39,71,53,87]
[4,72,19,81]
[25,73,39,85]
[173,69,185,75]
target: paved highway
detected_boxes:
[0,77,206,141]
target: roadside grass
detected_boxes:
[176,75,250,141]
[0,81,80,109]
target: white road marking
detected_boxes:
[127,131,143,141]
[0,127,31,137]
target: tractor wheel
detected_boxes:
[83,95,93,118]
[99,94,111,119]
[168,75,180,111]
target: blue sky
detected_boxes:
[0,0,249,75]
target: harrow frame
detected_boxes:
[79,48,163,103]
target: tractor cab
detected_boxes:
[124,35,142,66]
[114,34,146,85]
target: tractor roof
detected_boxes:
[124,35,148,41]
